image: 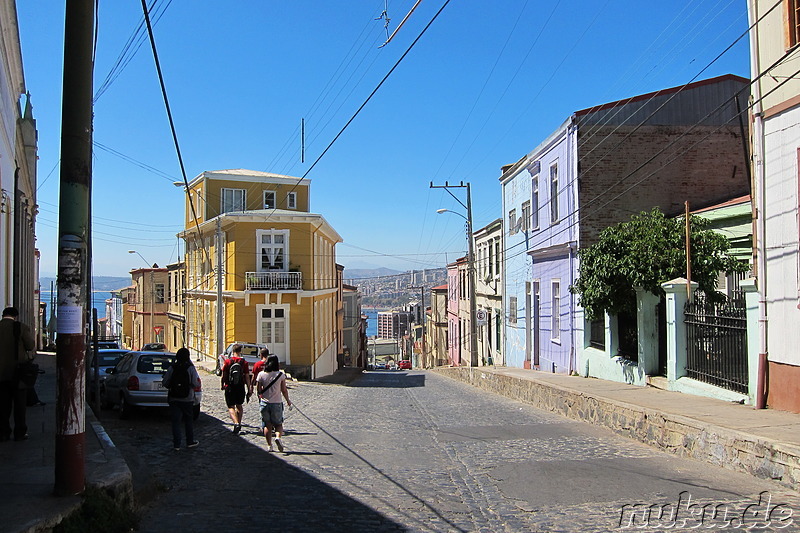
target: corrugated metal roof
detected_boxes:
[575,74,749,127]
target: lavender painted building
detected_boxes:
[501,74,750,375]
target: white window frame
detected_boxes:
[287,191,297,210]
[263,190,276,209]
[521,200,531,233]
[221,188,246,214]
[509,296,518,325]
[508,209,517,235]
[550,163,559,224]
[551,280,561,343]
[532,175,539,229]
[256,229,290,272]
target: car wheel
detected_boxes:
[193,404,201,420]
[119,395,132,419]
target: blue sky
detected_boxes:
[19,1,750,277]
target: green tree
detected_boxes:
[570,208,748,320]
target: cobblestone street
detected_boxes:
[99,368,800,532]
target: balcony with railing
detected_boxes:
[245,271,303,291]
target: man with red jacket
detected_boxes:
[250,347,270,385]
[220,344,252,435]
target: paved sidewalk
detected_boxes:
[434,365,800,490]
[0,352,132,533]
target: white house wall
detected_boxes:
[764,106,800,368]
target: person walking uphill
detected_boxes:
[256,355,292,452]
[0,307,35,442]
[163,348,200,450]
[221,344,252,435]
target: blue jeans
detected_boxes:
[169,401,194,448]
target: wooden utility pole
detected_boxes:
[430,181,478,366]
[55,0,94,496]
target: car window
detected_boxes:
[242,346,260,357]
[117,354,133,373]
[137,354,175,374]
[98,353,124,366]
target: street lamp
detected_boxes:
[434,184,478,367]
[128,250,155,344]
[128,250,151,268]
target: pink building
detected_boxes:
[447,257,467,366]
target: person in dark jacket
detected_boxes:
[0,307,35,441]
[162,348,201,450]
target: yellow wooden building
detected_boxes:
[178,169,343,379]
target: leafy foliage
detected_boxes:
[570,208,748,321]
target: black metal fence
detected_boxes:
[684,291,748,394]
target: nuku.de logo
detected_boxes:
[618,491,794,529]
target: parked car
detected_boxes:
[94,340,120,350]
[215,342,267,376]
[87,349,129,401]
[375,362,387,370]
[397,359,412,370]
[141,342,167,352]
[100,351,202,420]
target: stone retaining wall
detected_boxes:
[434,367,800,489]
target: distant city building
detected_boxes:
[377,310,412,339]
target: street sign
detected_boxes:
[153,326,163,335]
[475,309,488,325]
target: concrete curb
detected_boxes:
[85,408,134,509]
[433,367,800,490]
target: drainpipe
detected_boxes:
[748,0,768,409]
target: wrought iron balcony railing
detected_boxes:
[245,271,303,290]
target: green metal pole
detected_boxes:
[54,0,94,496]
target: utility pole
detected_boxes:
[150,270,155,342]
[55,0,94,496]
[216,218,224,360]
[430,181,478,367]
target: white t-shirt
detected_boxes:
[256,370,285,404]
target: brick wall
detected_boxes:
[577,125,749,247]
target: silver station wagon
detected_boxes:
[100,351,202,419]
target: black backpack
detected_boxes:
[228,360,244,387]
[169,362,191,399]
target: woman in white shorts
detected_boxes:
[256,355,292,452]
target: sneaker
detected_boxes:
[233,424,240,435]
[173,447,180,451]
[187,441,199,448]
[274,437,284,452]
[268,444,274,452]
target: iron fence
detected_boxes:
[684,291,747,394]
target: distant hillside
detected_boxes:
[39,276,131,291]
[344,267,402,279]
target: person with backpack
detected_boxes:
[220,343,252,435]
[162,348,201,450]
[255,354,292,452]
